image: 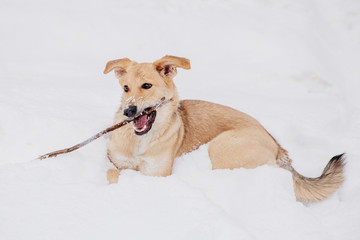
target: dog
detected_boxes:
[103,55,345,201]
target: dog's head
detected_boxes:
[104,55,190,136]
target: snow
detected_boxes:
[1,0,360,239]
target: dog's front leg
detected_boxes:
[106,152,133,184]
[107,169,120,184]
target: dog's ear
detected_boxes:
[153,55,191,79]
[103,58,133,79]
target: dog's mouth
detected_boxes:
[133,109,157,135]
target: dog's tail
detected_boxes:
[276,148,345,201]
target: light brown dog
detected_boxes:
[104,55,345,201]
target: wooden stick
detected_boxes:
[36,97,171,160]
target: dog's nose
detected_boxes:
[124,105,137,118]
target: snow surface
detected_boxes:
[1,0,360,239]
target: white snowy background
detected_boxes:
[1,0,360,239]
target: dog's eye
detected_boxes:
[124,85,129,92]
[141,83,152,89]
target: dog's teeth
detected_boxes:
[134,124,148,133]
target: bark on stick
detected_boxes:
[36,97,171,160]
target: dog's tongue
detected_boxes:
[135,115,148,129]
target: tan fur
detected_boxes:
[107,169,120,184]
[153,55,191,70]
[103,58,133,74]
[285,153,345,201]
[104,55,345,201]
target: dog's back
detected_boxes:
[176,100,268,157]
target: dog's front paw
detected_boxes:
[107,169,120,184]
